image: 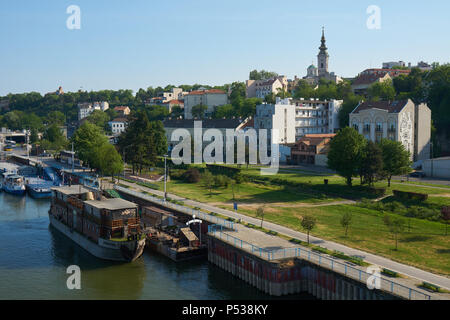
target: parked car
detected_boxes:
[410,171,426,178]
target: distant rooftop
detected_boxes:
[51,185,90,195]
[352,100,410,114]
[84,198,137,210]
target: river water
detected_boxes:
[0,192,313,300]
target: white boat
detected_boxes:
[2,173,26,195]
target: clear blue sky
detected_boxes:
[1,0,449,96]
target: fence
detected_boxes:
[208,225,431,300]
[114,186,235,230]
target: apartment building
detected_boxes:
[254,98,296,145]
[78,101,109,120]
[184,89,228,119]
[293,98,343,139]
[349,99,431,161]
[108,117,128,135]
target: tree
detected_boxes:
[202,170,214,196]
[86,110,109,130]
[249,70,278,80]
[340,212,353,237]
[367,80,396,101]
[379,139,412,187]
[191,104,208,119]
[213,104,234,119]
[171,105,184,118]
[338,94,362,128]
[117,110,167,174]
[360,141,384,186]
[301,215,316,244]
[97,143,124,180]
[41,124,68,153]
[46,111,66,126]
[327,127,367,186]
[71,121,108,169]
[264,93,276,104]
[256,206,265,228]
[383,214,405,250]
[229,82,246,107]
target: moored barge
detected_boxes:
[49,185,145,262]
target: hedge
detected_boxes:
[393,190,428,201]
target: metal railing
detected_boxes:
[114,186,235,230]
[208,225,431,300]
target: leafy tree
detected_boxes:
[229,82,246,106]
[96,143,124,180]
[301,215,316,244]
[202,170,214,196]
[71,121,108,169]
[256,206,265,228]
[86,110,109,131]
[360,141,383,186]
[41,124,68,153]
[327,127,367,186]
[264,93,276,104]
[383,215,405,250]
[338,94,362,128]
[46,111,66,126]
[379,139,412,187]
[117,110,167,174]
[170,105,184,118]
[367,80,396,101]
[340,212,353,237]
[249,70,278,80]
[147,105,170,121]
[191,104,208,119]
[293,80,316,99]
[276,88,291,99]
[241,98,262,118]
[213,104,234,119]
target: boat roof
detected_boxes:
[84,198,138,211]
[51,185,90,195]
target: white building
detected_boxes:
[293,98,343,139]
[78,101,109,120]
[349,99,431,161]
[246,76,288,99]
[254,98,296,145]
[108,118,128,135]
[184,89,228,119]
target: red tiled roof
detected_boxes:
[114,106,129,110]
[304,134,336,138]
[164,100,184,105]
[110,117,128,122]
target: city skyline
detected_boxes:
[1,0,449,96]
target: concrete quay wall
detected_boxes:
[208,236,398,300]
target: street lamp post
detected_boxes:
[164,154,168,201]
[430,142,434,178]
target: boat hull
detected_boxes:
[27,188,52,199]
[49,214,145,262]
[3,188,26,196]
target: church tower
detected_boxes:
[317,27,329,77]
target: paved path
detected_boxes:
[116,179,450,291]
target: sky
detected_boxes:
[0,0,449,96]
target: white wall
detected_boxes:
[423,158,450,179]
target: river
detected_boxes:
[0,192,313,300]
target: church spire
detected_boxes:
[319,26,327,51]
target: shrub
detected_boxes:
[393,190,428,201]
[367,187,386,197]
[182,168,201,183]
[382,268,399,278]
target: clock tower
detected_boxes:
[317,27,329,77]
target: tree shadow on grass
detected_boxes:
[402,235,431,242]
[436,249,450,254]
